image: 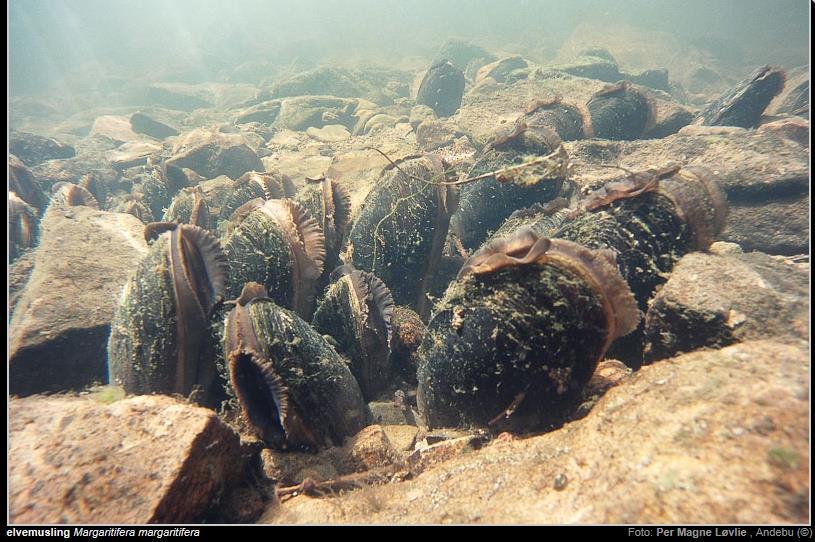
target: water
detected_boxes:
[7,0,811,525]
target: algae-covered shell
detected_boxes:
[449,122,565,251]
[9,191,39,262]
[108,223,228,403]
[109,194,155,223]
[163,186,213,230]
[218,171,297,228]
[294,177,352,275]
[417,231,639,431]
[223,199,326,318]
[312,269,395,401]
[139,165,185,221]
[586,81,655,140]
[348,155,459,318]
[416,60,465,118]
[223,283,369,449]
[523,97,588,141]
[695,65,785,128]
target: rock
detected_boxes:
[409,104,436,131]
[363,113,398,134]
[340,425,401,473]
[104,140,164,170]
[765,64,808,118]
[415,118,459,151]
[265,340,809,524]
[9,395,245,524]
[555,52,622,83]
[640,87,696,139]
[9,251,37,318]
[9,206,149,396]
[263,66,411,105]
[644,252,808,362]
[757,116,809,146]
[629,68,670,92]
[416,61,465,118]
[693,66,786,128]
[273,96,358,131]
[9,131,76,166]
[129,112,179,139]
[432,39,496,72]
[306,124,351,143]
[234,100,282,125]
[260,449,339,486]
[475,56,529,84]
[369,401,415,426]
[381,425,419,452]
[565,128,809,255]
[89,115,145,145]
[146,83,214,111]
[167,127,264,180]
[31,137,120,193]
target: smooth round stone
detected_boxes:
[306,124,351,143]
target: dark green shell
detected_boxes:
[294,179,352,276]
[311,270,394,401]
[222,199,325,318]
[416,61,465,117]
[417,262,608,431]
[108,225,227,404]
[163,187,213,230]
[524,100,586,141]
[218,171,296,227]
[586,81,653,140]
[222,300,369,449]
[449,129,564,251]
[348,156,457,318]
[140,169,172,221]
[697,66,785,128]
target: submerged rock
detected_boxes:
[9,395,245,524]
[167,127,264,180]
[694,65,786,128]
[644,252,809,362]
[9,131,76,166]
[9,206,148,396]
[267,340,809,524]
[130,111,180,139]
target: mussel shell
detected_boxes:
[223,300,369,449]
[218,171,296,227]
[10,154,48,213]
[416,60,465,117]
[294,178,352,276]
[417,261,608,431]
[697,65,786,128]
[108,225,227,403]
[9,192,40,262]
[348,156,457,318]
[450,130,564,251]
[163,187,213,230]
[586,81,653,140]
[312,270,394,401]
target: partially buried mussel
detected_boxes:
[223,282,369,450]
[108,223,228,403]
[417,229,639,431]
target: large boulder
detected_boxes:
[167,126,264,180]
[265,340,809,524]
[9,395,245,523]
[565,127,809,255]
[9,205,148,396]
[9,131,76,166]
[644,251,809,362]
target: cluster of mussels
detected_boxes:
[101,88,728,450]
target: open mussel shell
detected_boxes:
[163,186,213,230]
[108,223,228,404]
[10,154,48,213]
[222,199,326,319]
[110,194,155,223]
[586,81,654,140]
[449,122,565,252]
[417,231,639,431]
[348,155,458,319]
[50,182,100,209]
[294,177,352,277]
[223,283,369,450]
[312,269,395,401]
[139,164,187,222]
[9,191,40,262]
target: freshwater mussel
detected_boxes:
[223,282,369,450]
[108,223,228,403]
[312,268,395,401]
[222,198,326,319]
